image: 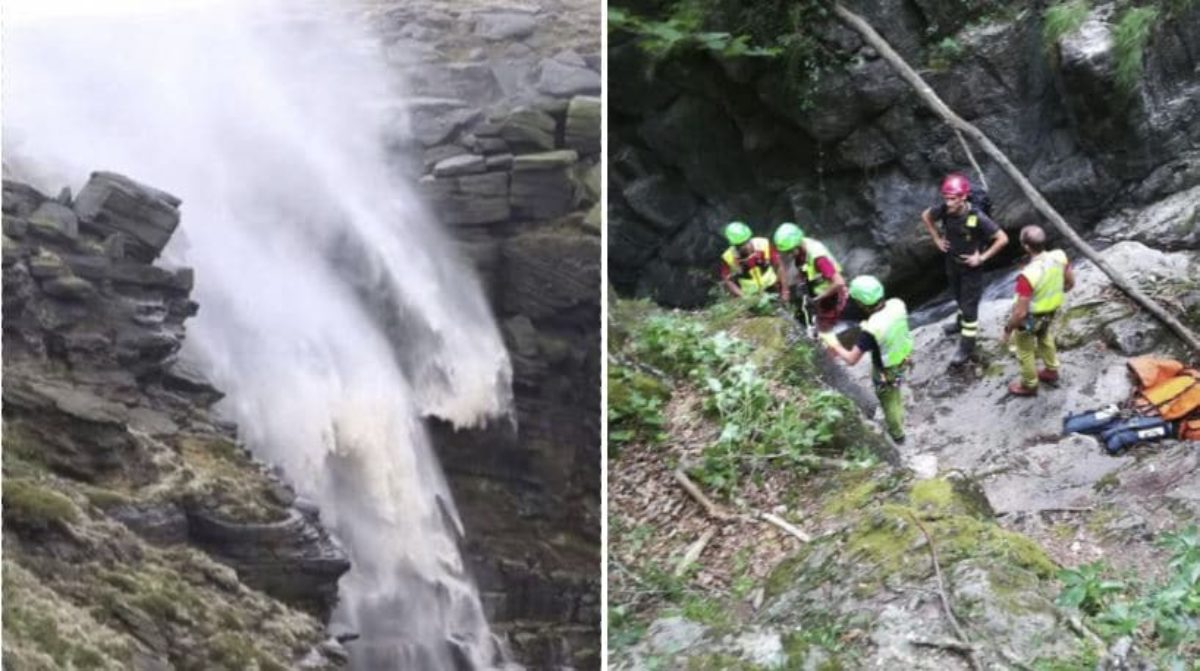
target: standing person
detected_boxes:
[823,275,913,445]
[718,221,782,299]
[1000,225,1074,396]
[772,222,848,332]
[921,173,1009,365]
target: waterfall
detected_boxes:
[4,1,517,668]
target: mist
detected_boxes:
[4,0,515,668]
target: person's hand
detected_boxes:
[961,250,984,267]
[935,236,949,253]
[999,328,1011,345]
[819,331,838,349]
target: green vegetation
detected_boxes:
[615,301,859,494]
[607,6,778,59]
[1042,0,1090,50]
[608,364,670,455]
[927,36,966,71]
[2,478,80,530]
[1112,5,1159,93]
[608,0,844,110]
[1057,524,1200,665]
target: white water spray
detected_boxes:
[4,1,516,668]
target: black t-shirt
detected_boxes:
[855,330,884,370]
[930,202,1000,258]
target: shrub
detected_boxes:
[1112,5,1160,93]
[1042,0,1090,51]
[2,478,80,530]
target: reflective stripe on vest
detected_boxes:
[1019,250,1068,314]
[863,298,913,369]
[799,238,842,296]
[722,238,778,294]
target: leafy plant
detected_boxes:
[608,363,670,454]
[928,36,966,70]
[1042,0,1091,50]
[1057,561,1125,615]
[1060,525,1200,663]
[1112,5,1159,93]
[608,5,779,59]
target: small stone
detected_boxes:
[433,154,487,177]
[512,150,578,171]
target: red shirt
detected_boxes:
[1015,262,1071,297]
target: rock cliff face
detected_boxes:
[368,1,602,667]
[3,175,350,669]
[609,1,1200,307]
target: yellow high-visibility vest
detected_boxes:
[721,238,778,295]
[797,238,842,296]
[1019,250,1068,314]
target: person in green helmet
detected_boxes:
[773,222,847,332]
[718,221,782,299]
[823,275,914,444]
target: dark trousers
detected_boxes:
[945,257,983,338]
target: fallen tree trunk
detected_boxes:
[831,2,1200,355]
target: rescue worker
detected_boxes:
[921,174,1009,365]
[823,275,913,444]
[772,222,848,332]
[719,221,781,299]
[1000,225,1074,396]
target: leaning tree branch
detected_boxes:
[830,2,1200,355]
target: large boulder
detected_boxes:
[72,172,181,262]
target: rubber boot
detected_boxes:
[950,336,975,366]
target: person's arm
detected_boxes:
[825,339,865,365]
[771,248,789,303]
[813,258,845,304]
[1001,279,1032,344]
[921,207,949,252]
[825,330,872,365]
[719,264,742,297]
[964,220,1009,267]
[1064,262,1075,293]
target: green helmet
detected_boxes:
[773,222,805,252]
[724,221,752,246]
[849,275,885,306]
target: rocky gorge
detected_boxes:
[371,0,602,666]
[3,0,600,669]
[608,0,1200,307]
[607,1,1200,668]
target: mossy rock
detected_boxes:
[729,317,790,366]
[3,561,133,670]
[1057,300,1134,351]
[908,477,992,519]
[608,366,671,410]
[846,503,1057,583]
[176,435,288,523]
[2,478,80,530]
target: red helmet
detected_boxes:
[940,173,971,197]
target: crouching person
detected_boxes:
[823,276,914,445]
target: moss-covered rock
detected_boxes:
[2,478,80,531]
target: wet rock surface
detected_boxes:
[609,2,1200,307]
[373,0,601,667]
[611,183,1200,668]
[3,175,347,669]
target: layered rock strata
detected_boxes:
[3,174,351,670]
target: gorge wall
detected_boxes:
[609,0,1200,307]
[368,1,602,667]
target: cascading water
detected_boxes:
[4,1,518,668]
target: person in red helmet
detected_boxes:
[920,173,1009,366]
